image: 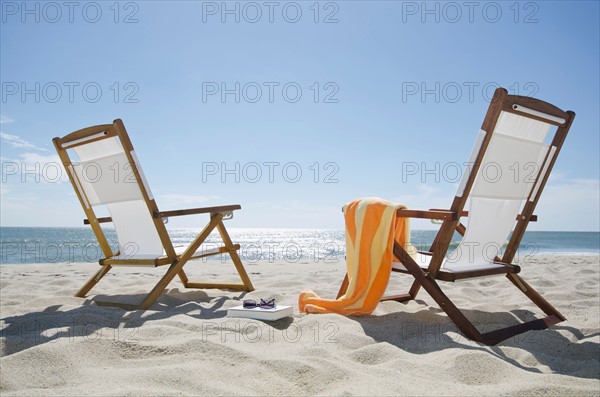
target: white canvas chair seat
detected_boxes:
[337,88,576,345]
[392,253,506,274]
[441,262,506,274]
[53,119,254,309]
[392,252,431,271]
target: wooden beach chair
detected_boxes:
[53,119,254,309]
[337,88,575,345]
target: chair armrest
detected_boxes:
[430,208,468,218]
[83,217,113,225]
[519,214,538,222]
[396,209,459,221]
[84,205,242,225]
[429,208,537,222]
[340,206,536,222]
[341,207,460,221]
[153,204,241,219]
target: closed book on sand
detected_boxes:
[227,305,293,321]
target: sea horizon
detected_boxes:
[1,226,598,265]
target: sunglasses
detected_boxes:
[243,299,275,309]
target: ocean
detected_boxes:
[0,227,598,265]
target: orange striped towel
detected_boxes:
[298,197,413,316]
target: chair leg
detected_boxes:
[392,243,564,345]
[177,219,253,292]
[140,214,223,309]
[407,280,422,300]
[380,268,418,302]
[416,273,565,345]
[380,292,414,302]
[408,271,486,343]
[216,221,254,291]
[507,273,566,321]
[340,271,413,302]
[76,265,112,297]
[336,273,349,299]
[140,261,189,309]
[381,278,419,302]
[178,269,189,287]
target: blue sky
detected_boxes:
[1,0,599,231]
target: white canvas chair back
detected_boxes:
[65,134,164,259]
[54,119,254,309]
[380,89,574,345]
[445,108,561,270]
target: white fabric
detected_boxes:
[441,262,506,273]
[391,251,505,274]
[73,136,123,160]
[106,200,164,258]
[494,111,551,142]
[392,259,505,273]
[457,129,486,198]
[67,164,90,209]
[442,110,554,272]
[530,146,556,202]
[470,133,549,200]
[447,198,521,268]
[71,136,164,260]
[392,252,432,271]
[73,152,144,205]
[131,150,154,200]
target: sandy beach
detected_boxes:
[1,255,598,396]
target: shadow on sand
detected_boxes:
[0,288,250,356]
[353,302,599,380]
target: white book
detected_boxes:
[226,305,293,321]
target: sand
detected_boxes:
[1,255,599,396]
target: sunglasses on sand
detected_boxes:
[243,299,275,309]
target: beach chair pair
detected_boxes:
[54,87,574,344]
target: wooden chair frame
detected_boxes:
[53,119,254,309]
[337,88,575,345]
